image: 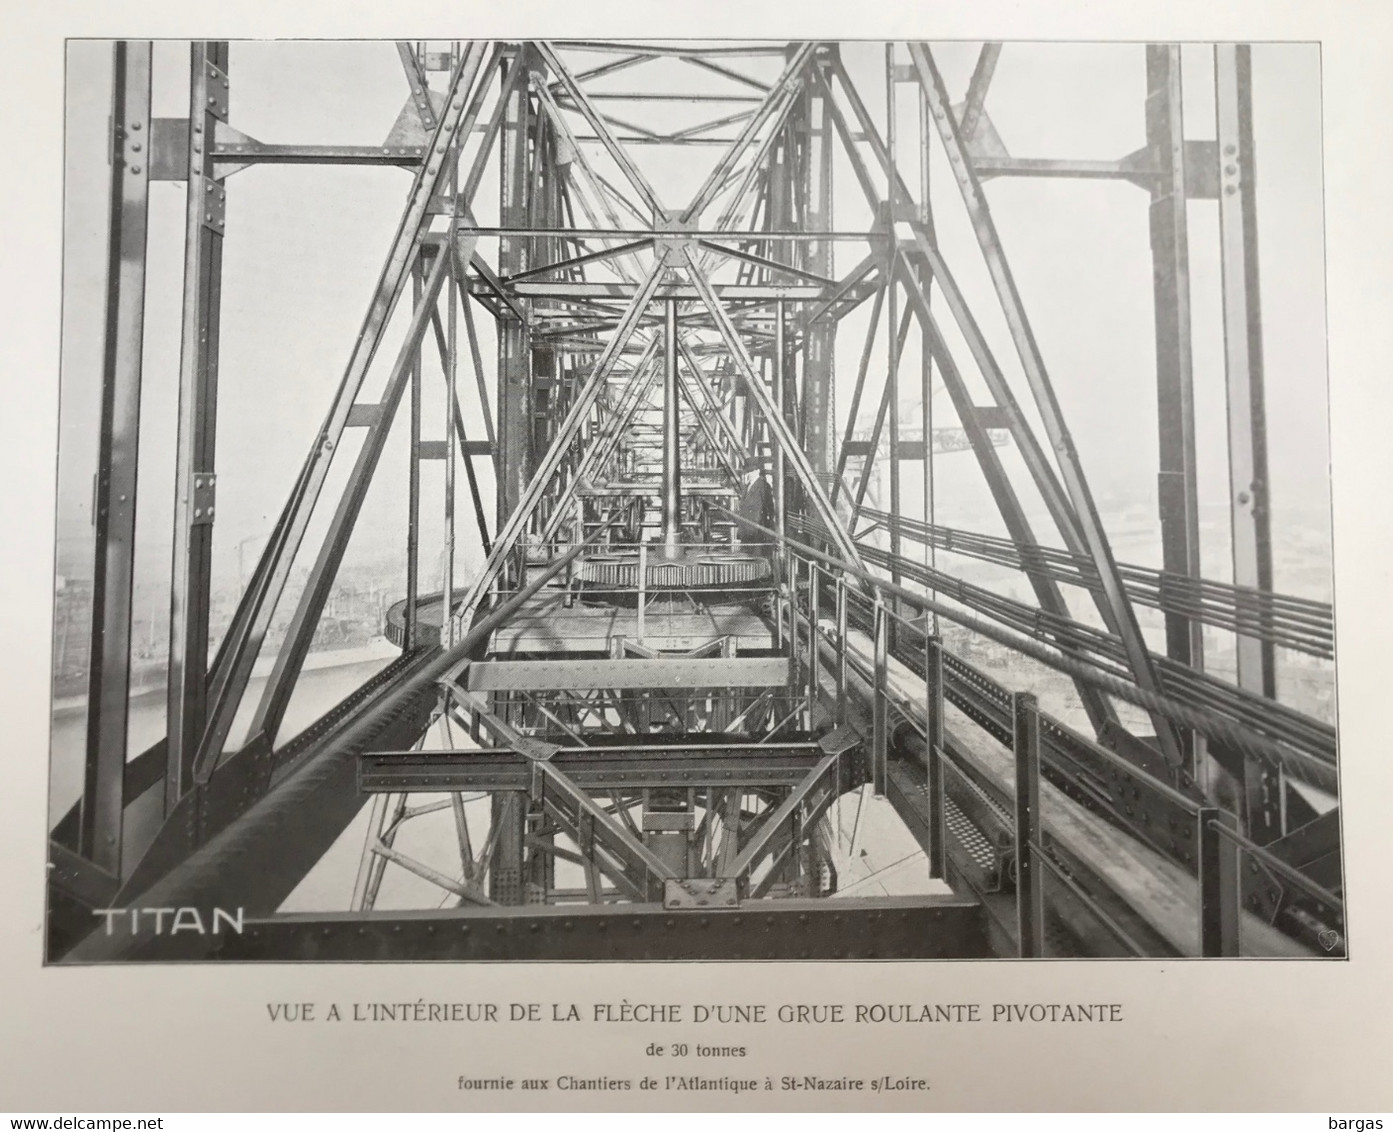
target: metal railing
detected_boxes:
[780,542,1344,959]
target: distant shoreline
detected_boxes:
[50,637,401,717]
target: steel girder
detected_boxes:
[360,742,841,793]
[82,42,154,873]
[114,895,990,962]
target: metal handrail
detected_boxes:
[786,543,1344,958]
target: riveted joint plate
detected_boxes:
[664,877,742,910]
[425,192,458,216]
[48,841,120,909]
[515,737,561,762]
[190,473,217,526]
[818,723,860,756]
[197,176,227,234]
[656,236,695,265]
[201,60,230,122]
[115,110,153,186]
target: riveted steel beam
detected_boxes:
[116,895,991,961]
[82,41,154,871]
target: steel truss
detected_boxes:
[50,40,1341,962]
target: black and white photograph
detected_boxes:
[13,1,1393,1115]
[42,36,1342,965]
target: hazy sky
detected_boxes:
[56,40,1331,615]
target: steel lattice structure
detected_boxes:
[47,40,1341,962]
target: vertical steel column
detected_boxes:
[872,601,889,796]
[637,542,648,642]
[766,107,792,272]
[528,111,558,491]
[497,48,532,539]
[404,260,423,649]
[925,633,946,879]
[661,300,681,557]
[1197,806,1242,956]
[806,560,820,728]
[525,777,554,904]
[773,570,786,653]
[82,41,153,870]
[773,299,787,551]
[444,62,461,647]
[1215,44,1279,841]
[885,45,903,599]
[166,41,229,813]
[800,48,836,476]
[835,578,848,724]
[488,796,527,905]
[1013,691,1044,957]
[919,75,938,637]
[886,289,902,578]
[1147,46,1204,708]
